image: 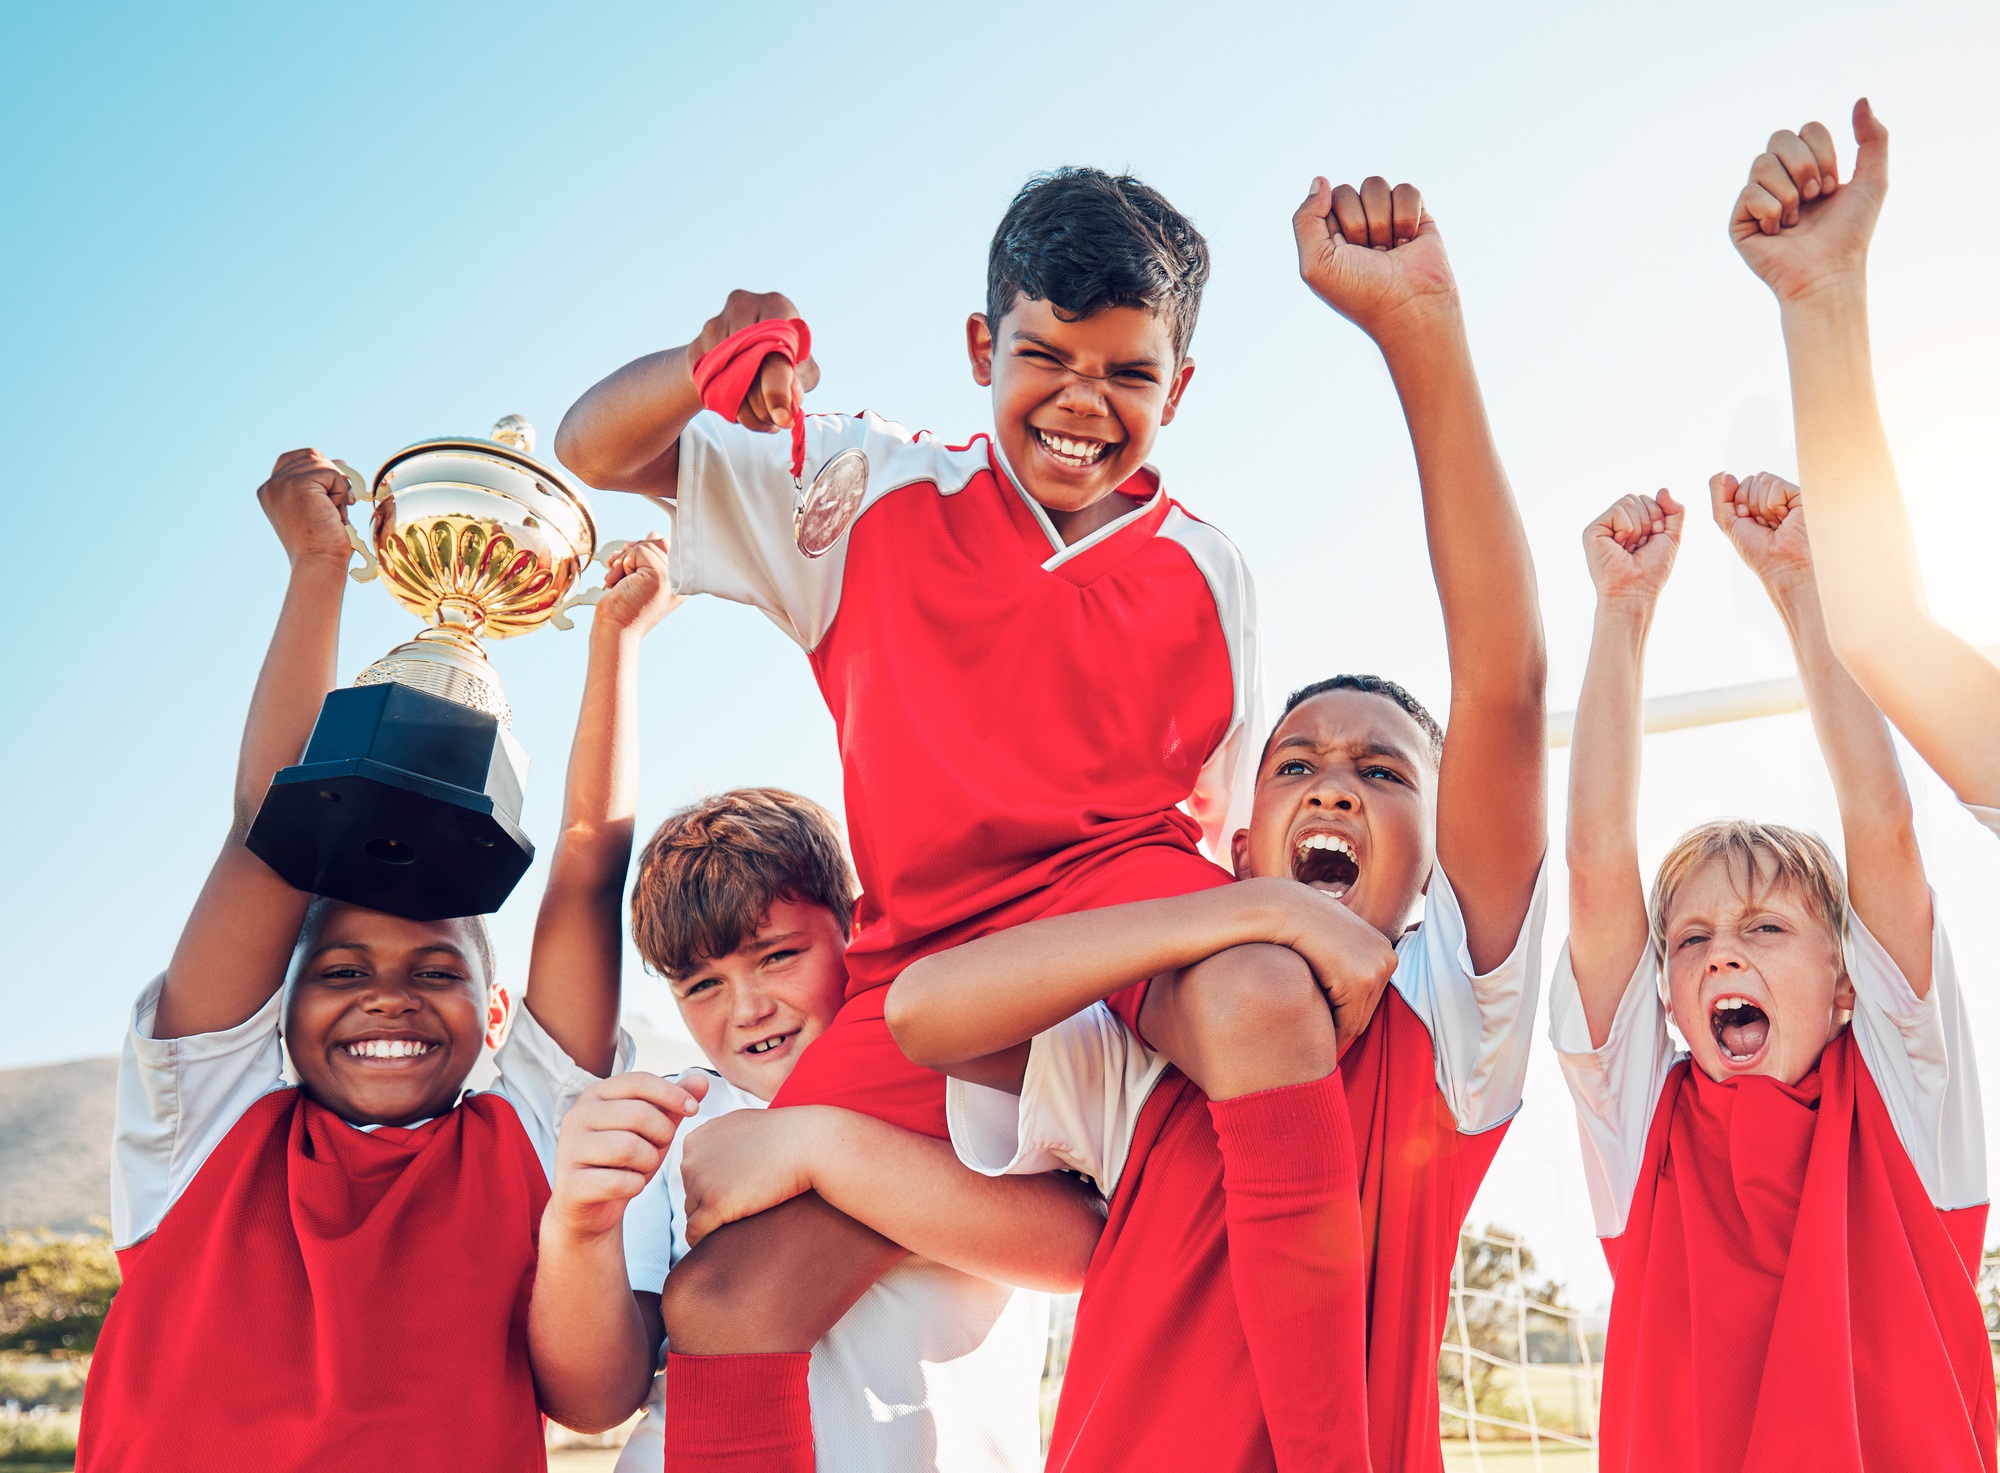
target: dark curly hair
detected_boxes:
[1274,675,1445,761]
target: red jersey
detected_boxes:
[669,411,1258,983]
[946,865,1547,1470]
[79,1088,550,1472]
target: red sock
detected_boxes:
[662,1351,813,1473]
[1210,1072,1371,1473]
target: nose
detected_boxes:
[1051,374,1111,417]
[731,980,778,1029]
[358,976,421,1015]
[1306,771,1359,812]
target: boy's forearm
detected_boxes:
[230,556,348,832]
[1566,599,1654,1044]
[798,1110,1102,1292]
[528,1213,658,1433]
[522,623,644,1076]
[888,881,1303,1067]
[555,345,704,495]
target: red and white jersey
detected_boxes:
[666,410,1262,997]
[1547,901,1987,1237]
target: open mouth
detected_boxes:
[340,1037,438,1062]
[744,1032,796,1058]
[1710,996,1770,1065]
[1293,832,1360,901]
[1033,428,1114,469]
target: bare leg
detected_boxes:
[660,1191,907,1353]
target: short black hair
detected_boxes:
[1274,675,1445,761]
[986,168,1210,361]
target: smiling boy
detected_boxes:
[885,173,1549,1472]
[1554,473,1992,1471]
[526,789,1101,1472]
[76,458,684,1472]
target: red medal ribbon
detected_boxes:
[690,317,812,480]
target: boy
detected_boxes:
[76,454,684,1471]
[558,166,1392,1467]
[525,789,1105,1471]
[864,173,1547,1473]
[1552,472,1992,1470]
[1728,100,2000,821]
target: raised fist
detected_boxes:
[592,535,685,637]
[1731,99,1888,304]
[691,289,822,434]
[1583,490,1683,604]
[257,448,357,568]
[1292,176,1457,340]
[1710,471,1812,587]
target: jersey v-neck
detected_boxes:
[990,444,1170,587]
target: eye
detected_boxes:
[1019,349,1061,367]
[1361,765,1404,784]
[319,965,366,981]
[683,977,720,998]
[1676,933,1710,951]
[762,949,802,968]
[1275,759,1312,777]
[413,968,465,985]
[1114,368,1158,385]
[1754,922,1786,935]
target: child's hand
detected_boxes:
[1731,100,1887,305]
[691,289,822,434]
[678,1106,823,1247]
[592,535,685,637]
[257,448,358,569]
[547,1071,708,1239]
[1292,176,1457,341]
[1583,491,1683,604]
[1711,471,1813,588]
[1267,883,1401,1057]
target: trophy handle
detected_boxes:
[343,522,380,585]
[548,540,632,631]
[332,458,376,503]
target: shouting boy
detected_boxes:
[527,788,1103,1471]
[76,456,683,1472]
[556,167,1368,1467]
[881,171,1547,1473]
[1553,472,1993,1470]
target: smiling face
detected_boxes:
[967,298,1195,542]
[668,897,851,1101]
[1232,689,1438,941]
[284,902,503,1127]
[1660,851,1852,1086]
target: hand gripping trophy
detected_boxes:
[248,415,621,920]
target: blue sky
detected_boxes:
[5,0,1997,1301]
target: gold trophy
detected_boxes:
[248,415,622,920]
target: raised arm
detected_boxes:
[554,290,820,497]
[154,451,356,1040]
[1568,492,1684,1046]
[520,537,683,1076]
[1292,177,1546,970]
[1732,101,2000,812]
[1710,472,1933,993]
[886,876,1383,1082]
[679,1107,1104,1292]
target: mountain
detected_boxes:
[0,1057,117,1234]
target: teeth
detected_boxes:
[1714,998,1748,1012]
[1036,430,1107,465]
[344,1039,432,1059]
[747,1037,785,1055]
[1295,833,1357,860]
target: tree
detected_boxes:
[0,1232,119,1357]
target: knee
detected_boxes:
[657,1249,739,1352]
[1187,942,1330,1051]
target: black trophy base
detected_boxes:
[247,682,534,921]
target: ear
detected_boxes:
[1229,826,1252,879]
[966,313,995,387]
[484,983,513,1051]
[1157,357,1197,427]
[1832,968,1857,1016]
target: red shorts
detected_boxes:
[770,842,1233,1140]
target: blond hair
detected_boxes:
[1647,818,1847,963]
[631,788,856,979]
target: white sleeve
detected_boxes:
[671,409,976,652]
[1546,943,1680,1238]
[489,1007,635,1180]
[111,975,288,1250]
[1846,899,1987,1210]
[1159,507,1263,859]
[1392,860,1550,1135]
[1961,803,2000,838]
[946,1003,1169,1196]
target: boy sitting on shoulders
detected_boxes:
[77,454,684,1473]
[527,788,1103,1472]
[875,172,1549,1473]
[1553,472,1992,1471]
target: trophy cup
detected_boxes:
[247,415,620,920]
